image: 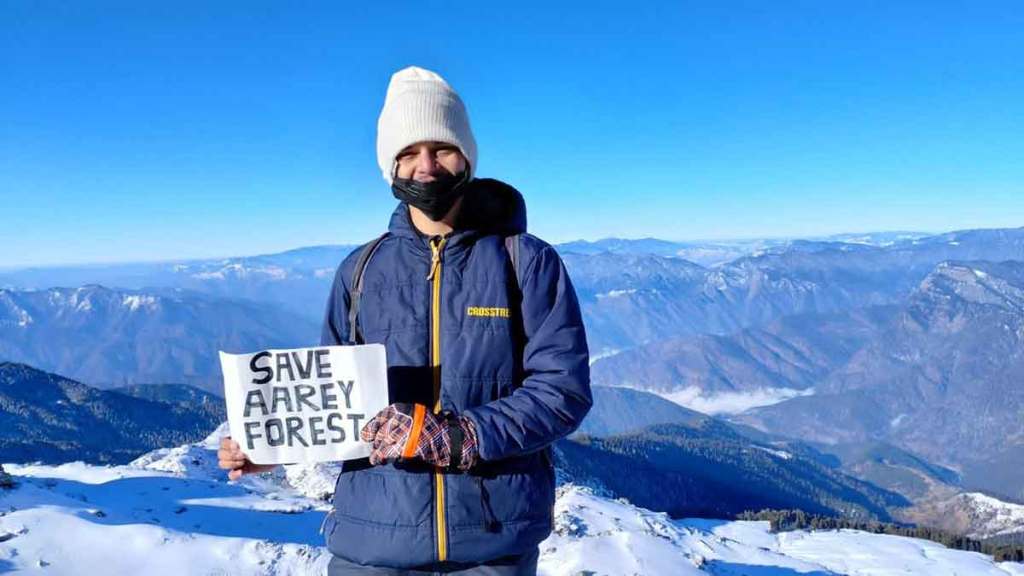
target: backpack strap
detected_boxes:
[503,234,525,365]
[504,233,554,469]
[504,234,522,290]
[347,232,390,344]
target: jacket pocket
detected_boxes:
[327,465,438,569]
[331,466,432,529]
[442,460,556,565]
[446,461,555,531]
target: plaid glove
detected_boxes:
[360,403,479,471]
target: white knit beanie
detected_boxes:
[376,66,477,184]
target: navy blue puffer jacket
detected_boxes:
[320,178,592,569]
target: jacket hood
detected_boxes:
[387,178,527,240]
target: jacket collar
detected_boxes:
[386,178,528,248]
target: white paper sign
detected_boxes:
[219,344,389,465]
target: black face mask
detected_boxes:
[391,169,471,222]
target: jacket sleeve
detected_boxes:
[320,258,354,347]
[463,244,592,462]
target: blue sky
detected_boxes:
[3,1,1023,267]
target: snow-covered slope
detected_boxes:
[545,486,1024,576]
[957,493,1024,539]
[0,424,333,575]
[904,491,1024,540]
[1,428,1022,575]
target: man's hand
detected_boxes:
[361,403,478,470]
[217,437,277,481]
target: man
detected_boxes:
[219,66,592,575]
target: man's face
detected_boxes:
[395,141,467,183]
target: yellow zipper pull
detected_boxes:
[427,237,445,280]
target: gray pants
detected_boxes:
[326,548,539,576]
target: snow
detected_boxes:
[596,288,638,299]
[752,445,793,460]
[122,294,158,312]
[0,293,34,327]
[1,431,1022,575]
[958,493,1024,539]
[16,309,32,327]
[260,266,289,280]
[588,347,623,366]
[192,263,290,281]
[776,528,1017,575]
[1,426,330,575]
[0,462,329,575]
[975,268,990,279]
[891,413,908,427]
[705,270,731,291]
[191,271,223,279]
[541,486,818,575]
[547,486,1024,575]
[661,386,815,415]
[46,289,66,306]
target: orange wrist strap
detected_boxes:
[402,404,427,458]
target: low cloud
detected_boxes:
[659,386,814,415]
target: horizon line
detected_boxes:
[7,225,1024,272]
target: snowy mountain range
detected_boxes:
[732,260,1024,500]
[554,231,930,266]
[583,255,1024,502]
[573,226,1024,353]
[4,226,1023,356]
[1,426,1022,575]
[904,491,1024,541]
[0,245,358,323]
[0,286,318,393]
[4,225,1024,547]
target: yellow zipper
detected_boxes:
[428,236,448,562]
